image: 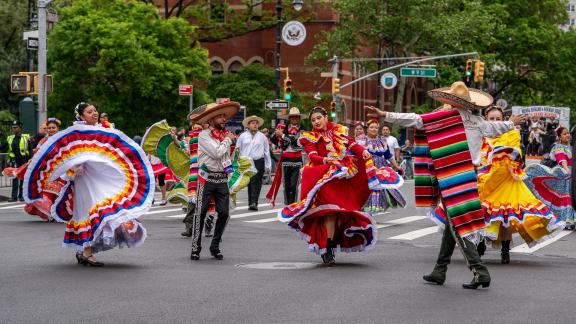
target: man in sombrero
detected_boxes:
[267,107,306,206]
[366,81,526,289]
[236,115,271,211]
[189,100,240,261]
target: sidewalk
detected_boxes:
[0,185,12,202]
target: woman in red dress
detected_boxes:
[278,107,377,265]
[2,117,65,221]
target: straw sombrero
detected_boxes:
[242,115,264,128]
[191,101,241,124]
[279,107,307,120]
[428,81,493,110]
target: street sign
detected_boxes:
[380,72,398,90]
[265,100,290,110]
[27,37,39,50]
[11,75,30,93]
[282,21,306,46]
[179,84,193,96]
[400,67,437,78]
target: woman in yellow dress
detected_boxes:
[476,106,564,263]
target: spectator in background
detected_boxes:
[99,112,115,128]
[353,121,367,146]
[401,139,414,179]
[30,122,47,150]
[0,121,32,201]
[382,125,401,163]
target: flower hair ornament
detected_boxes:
[46,117,61,126]
[308,106,327,118]
[74,102,87,121]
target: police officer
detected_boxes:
[1,121,33,201]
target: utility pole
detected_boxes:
[37,0,53,128]
[330,56,339,124]
[274,0,283,100]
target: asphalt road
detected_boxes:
[1,182,575,323]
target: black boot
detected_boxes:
[321,238,336,266]
[477,240,486,257]
[423,264,447,285]
[501,240,511,264]
[181,224,192,237]
[462,266,491,289]
[190,248,201,261]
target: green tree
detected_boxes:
[308,0,498,112]
[48,0,210,135]
[0,0,28,115]
[482,0,574,117]
[207,64,279,127]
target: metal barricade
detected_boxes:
[0,153,11,188]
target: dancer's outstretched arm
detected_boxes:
[364,106,424,129]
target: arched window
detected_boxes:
[211,61,224,75]
[228,61,243,73]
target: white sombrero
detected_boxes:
[279,107,308,120]
[242,115,264,128]
[428,81,493,110]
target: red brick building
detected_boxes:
[153,0,431,125]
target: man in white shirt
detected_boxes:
[381,125,400,163]
[237,115,271,211]
[189,101,240,261]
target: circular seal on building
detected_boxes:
[282,21,307,46]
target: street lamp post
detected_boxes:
[274,0,304,100]
[274,0,282,100]
[38,0,53,129]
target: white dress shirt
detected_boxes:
[198,128,233,172]
[384,109,514,166]
[236,131,271,169]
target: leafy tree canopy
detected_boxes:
[0,0,28,115]
[207,64,278,128]
[48,0,211,135]
[309,0,575,117]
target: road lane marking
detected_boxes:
[0,204,26,210]
[387,226,439,240]
[510,230,574,254]
[376,216,427,229]
[145,208,185,215]
[230,208,283,219]
[245,217,279,223]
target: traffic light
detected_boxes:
[11,74,30,94]
[465,59,474,84]
[283,78,292,101]
[330,101,337,118]
[474,60,485,83]
[331,77,340,95]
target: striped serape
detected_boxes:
[414,109,485,242]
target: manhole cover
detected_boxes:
[236,262,320,270]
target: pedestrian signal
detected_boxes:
[11,75,30,94]
[283,78,292,101]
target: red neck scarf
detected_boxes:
[288,125,300,135]
[210,128,229,142]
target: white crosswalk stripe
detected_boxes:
[87,198,575,254]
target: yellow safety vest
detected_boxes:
[6,134,31,159]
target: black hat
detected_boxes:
[11,121,23,127]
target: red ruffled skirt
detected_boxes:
[279,160,377,254]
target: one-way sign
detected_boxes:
[265,100,290,110]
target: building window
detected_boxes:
[211,61,224,75]
[571,4,576,12]
[228,61,243,73]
